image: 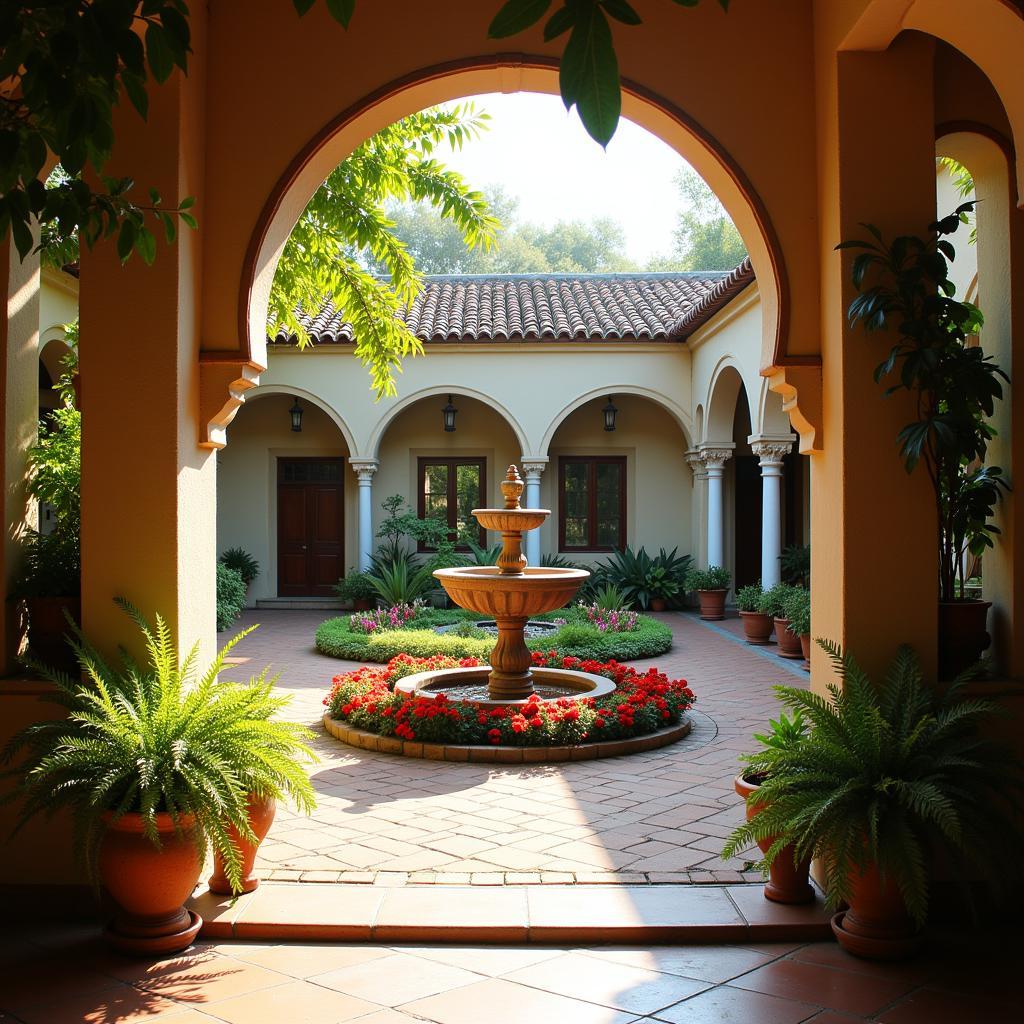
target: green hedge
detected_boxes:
[315,614,672,664]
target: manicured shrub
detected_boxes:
[736,582,764,613]
[684,565,731,591]
[323,653,697,747]
[216,562,247,632]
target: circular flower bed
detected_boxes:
[323,653,695,747]
[315,609,673,664]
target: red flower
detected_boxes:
[487,728,502,745]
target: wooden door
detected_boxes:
[277,458,344,596]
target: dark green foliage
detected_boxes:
[333,569,378,604]
[779,545,810,587]
[592,583,628,611]
[464,539,502,565]
[595,546,691,610]
[216,563,246,633]
[219,547,260,586]
[782,587,810,637]
[758,582,796,618]
[735,582,763,613]
[2,601,317,894]
[684,564,731,592]
[722,641,1023,924]
[367,559,436,606]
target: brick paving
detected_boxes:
[3,922,1015,1024]
[218,610,810,886]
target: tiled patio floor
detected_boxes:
[2,923,1014,1024]
[219,610,809,886]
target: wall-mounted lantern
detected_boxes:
[442,395,458,433]
[602,395,618,432]
[289,396,304,432]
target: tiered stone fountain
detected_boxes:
[395,465,615,706]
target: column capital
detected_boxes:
[684,449,706,476]
[520,457,548,478]
[697,442,735,469]
[349,459,379,482]
[749,434,796,466]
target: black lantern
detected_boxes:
[289,396,304,432]
[442,395,457,433]
[602,395,618,432]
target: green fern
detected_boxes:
[2,600,317,894]
[723,640,1022,925]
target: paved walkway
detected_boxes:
[218,610,809,886]
[3,922,1014,1024]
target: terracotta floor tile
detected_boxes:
[579,945,777,984]
[232,882,385,939]
[310,951,481,1006]
[374,884,528,940]
[729,958,911,1017]
[391,944,566,976]
[401,977,636,1024]
[501,951,709,1014]
[218,941,391,977]
[9,984,187,1024]
[348,1012,432,1024]
[726,885,831,933]
[200,979,378,1024]
[131,957,288,1005]
[875,987,1019,1024]
[653,985,820,1024]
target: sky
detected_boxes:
[436,92,693,267]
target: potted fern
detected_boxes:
[684,565,731,620]
[732,709,813,904]
[723,640,1022,960]
[736,582,772,644]
[2,600,317,954]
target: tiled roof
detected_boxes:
[273,269,754,345]
[668,257,755,339]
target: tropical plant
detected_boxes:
[644,566,680,602]
[735,582,763,613]
[782,587,810,638]
[838,206,1008,603]
[2,601,317,893]
[334,568,378,604]
[374,495,452,564]
[592,583,629,612]
[739,709,807,783]
[722,640,1023,924]
[684,565,731,592]
[596,546,654,608]
[367,558,435,607]
[216,562,247,632]
[779,545,810,588]
[464,539,503,566]
[219,547,260,587]
[541,553,583,569]
[758,582,795,619]
[945,463,1009,598]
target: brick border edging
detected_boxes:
[321,713,692,762]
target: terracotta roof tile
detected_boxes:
[272,269,750,345]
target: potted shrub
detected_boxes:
[684,565,731,620]
[3,600,317,953]
[759,583,802,656]
[219,547,260,595]
[731,710,813,904]
[783,587,811,663]
[644,565,679,612]
[840,206,1008,677]
[334,568,378,611]
[736,582,772,644]
[722,640,1022,960]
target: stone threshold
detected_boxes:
[189,882,832,945]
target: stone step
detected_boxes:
[254,598,344,611]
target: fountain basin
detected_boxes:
[432,566,588,618]
[472,508,550,534]
[394,665,616,709]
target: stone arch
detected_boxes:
[242,384,357,455]
[755,377,793,437]
[367,385,528,461]
[38,337,72,384]
[238,56,788,381]
[705,359,753,442]
[538,385,693,456]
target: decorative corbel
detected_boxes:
[765,364,823,454]
[199,355,264,449]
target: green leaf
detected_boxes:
[180,212,198,231]
[560,4,621,147]
[601,0,641,25]
[488,0,552,38]
[544,5,576,40]
[135,226,157,265]
[122,72,149,120]
[179,195,195,210]
[292,0,317,13]
[116,219,137,262]
[145,24,175,83]
[325,0,357,27]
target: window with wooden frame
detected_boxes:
[417,457,486,549]
[559,456,626,552]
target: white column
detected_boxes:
[699,446,734,569]
[349,460,379,572]
[521,458,548,567]
[685,450,707,568]
[750,436,795,588]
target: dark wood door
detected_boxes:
[277,458,344,596]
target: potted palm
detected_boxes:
[736,582,772,644]
[731,709,814,904]
[2,600,317,953]
[840,206,1008,677]
[723,640,1022,960]
[219,547,260,595]
[782,587,811,664]
[684,565,731,620]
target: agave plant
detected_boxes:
[367,558,435,606]
[464,539,502,566]
[2,600,317,892]
[722,640,1022,925]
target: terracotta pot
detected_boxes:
[774,617,804,659]
[649,597,667,612]
[831,862,922,961]
[938,600,991,679]
[734,774,813,904]
[207,793,277,895]
[25,595,81,673]
[799,633,811,664]
[739,610,774,645]
[697,589,727,620]
[99,812,203,955]
[351,597,374,611]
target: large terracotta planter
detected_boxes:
[799,634,811,664]
[696,589,727,620]
[831,862,922,961]
[734,774,813,904]
[208,793,277,895]
[938,600,991,679]
[739,611,774,645]
[649,597,667,612]
[774,617,804,659]
[99,812,203,955]
[352,597,374,611]
[25,595,81,673]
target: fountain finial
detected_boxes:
[501,465,524,510]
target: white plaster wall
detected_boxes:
[39,267,78,349]
[217,393,352,603]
